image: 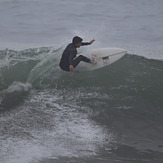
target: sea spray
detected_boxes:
[0,82,32,110]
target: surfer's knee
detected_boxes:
[78,55,84,59]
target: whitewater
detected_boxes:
[0,0,163,163]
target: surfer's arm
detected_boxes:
[81,39,95,46]
[69,49,76,71]
[81,42,90,46]
[69,53,75,65]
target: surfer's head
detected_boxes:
[72,36,83,47]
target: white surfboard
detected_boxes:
[75,48,127,71]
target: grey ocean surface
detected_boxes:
[0,0,163,163]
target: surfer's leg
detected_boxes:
[73,55,91,68]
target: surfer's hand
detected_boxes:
[89,39,95,44]
[69,65,74,72]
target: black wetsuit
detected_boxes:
[59,42,91,71]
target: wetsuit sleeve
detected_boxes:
[81,42,91,46]
[69,49,76,66]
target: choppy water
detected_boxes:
[0,0,163,163]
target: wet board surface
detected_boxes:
[76,48,127,71]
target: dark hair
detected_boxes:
[72,36,83,44]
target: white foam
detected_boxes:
[5,82,32,93]
[0,89,114,163]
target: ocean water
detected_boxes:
[0,0,163,163]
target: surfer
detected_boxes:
[59,36,95,72]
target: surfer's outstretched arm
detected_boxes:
[81,40,95,46]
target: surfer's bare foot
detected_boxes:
[91,55,97,64]
[91,60,97,64]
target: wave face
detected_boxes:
[0,47,163,163]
